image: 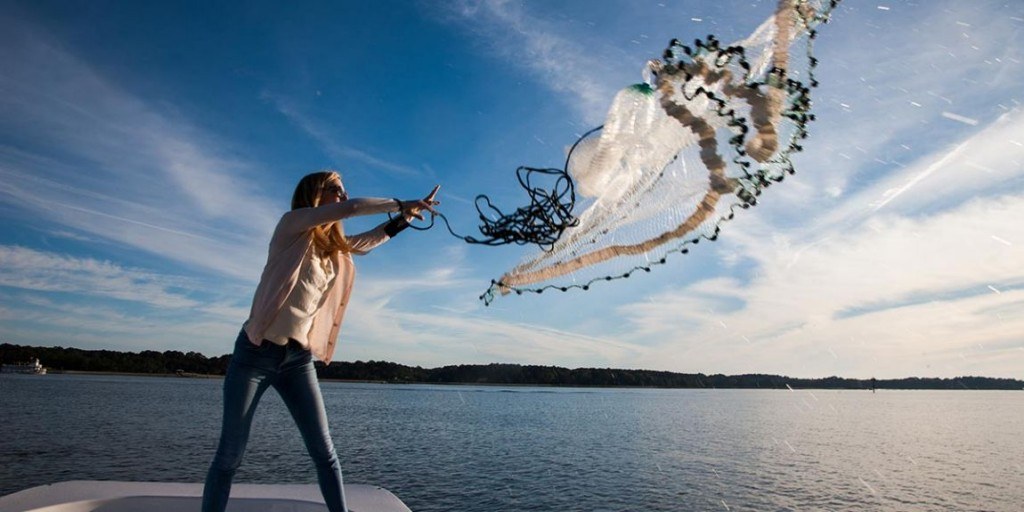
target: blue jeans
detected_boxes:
[202,330,347,512]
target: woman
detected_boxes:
[202,170,439,512]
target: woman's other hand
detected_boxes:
[400,185,441,221]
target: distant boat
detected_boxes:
[0,480,412,512]
[0,357,46,375]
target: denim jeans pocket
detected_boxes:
[234,329,268,353]
[246,340,273,354]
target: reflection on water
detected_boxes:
[1,374,1021,511]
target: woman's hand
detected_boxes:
[399,185,441,221]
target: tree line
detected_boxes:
[0,343,231,375]
[2,343,1021,390]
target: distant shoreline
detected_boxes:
[42,369,399,385]
[3,343,1022,390]
[15,369,1023,391]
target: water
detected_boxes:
[1,374,1021,511]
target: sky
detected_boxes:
[0,0,1021,379]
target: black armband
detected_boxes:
[384,216,410,237]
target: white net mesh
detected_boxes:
[481,0,839,303]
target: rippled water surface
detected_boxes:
[1,374,1021,511]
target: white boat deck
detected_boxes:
[0,481,412,512]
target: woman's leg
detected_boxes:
[202,333,275,512]
[276,346,347,512]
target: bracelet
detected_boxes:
[384,216,410,237]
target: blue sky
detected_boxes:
[1,0,1021,379]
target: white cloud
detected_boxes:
[0,245,201,308]
[46,230,100,243]
[439,0,624,125]
[810,109,1024,233]
[0,243,256,353]
[0,163,267,280]
[0,21,277,280]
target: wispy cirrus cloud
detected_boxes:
[0,19,277,280]
[0,160,266,280]
[0,245,203,308]
[806,109,1024,235]
[0,247,249,352]
[438,0,625,125]
[265,92,425,177]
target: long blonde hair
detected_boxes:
[292,170,351,257]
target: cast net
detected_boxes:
[459,0,840,304]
